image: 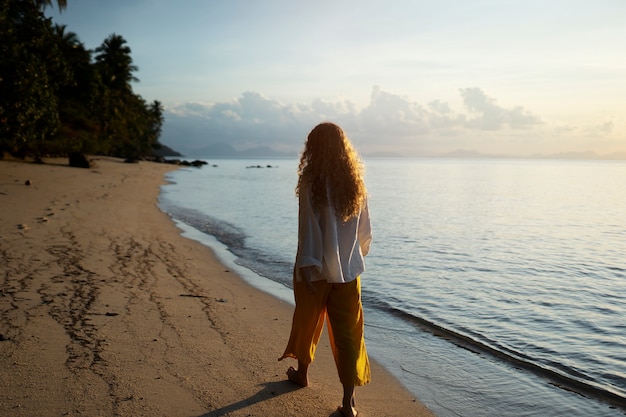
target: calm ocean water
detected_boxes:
[158,158,626,417]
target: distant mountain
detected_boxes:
[173,142,296,158]
[441,149,505,158]
[162,141,626,160]
[362,151,404,158]
[537,151,626,160]
[605,151,626,160]
[439,149,626,160]
[153,143,183,157]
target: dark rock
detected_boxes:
[159,158,208,168]
[68,152,92,168]
[190,160,208,167]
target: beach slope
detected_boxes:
[0,157,434,417]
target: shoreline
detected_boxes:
[0,157,435,416]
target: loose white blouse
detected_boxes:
[295,184,372,284]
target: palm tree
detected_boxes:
[50,23,99,153]
[0,0,63,156]
[53,23,91,85]
[33,0,67,11]
[53,24,79,47]
[94,34,139,91]
[148,100,164,142]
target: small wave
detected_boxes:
[370,300,626,412]
[158,202,293,286]
[160,203,246,249]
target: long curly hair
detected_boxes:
[296,122,367,222]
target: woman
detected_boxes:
[279,122,372,417]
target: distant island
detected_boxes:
[439,149,626,161]
[153,144,183,157]
[163,142,626,161]
[167,143,295,159]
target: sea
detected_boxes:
[157,157,626,417]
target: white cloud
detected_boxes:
[460,87,542,130]
[358,86,429,135]
[161,87,621,157]
[586,120,614,137]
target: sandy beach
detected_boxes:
[0,157,434,417]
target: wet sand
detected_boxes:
[0,157,435,417]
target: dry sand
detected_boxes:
[0,157,435,417]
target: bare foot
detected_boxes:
[286,366,308,387]
[337,405,358,417]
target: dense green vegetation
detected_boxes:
[0,0,165,163]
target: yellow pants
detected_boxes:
[280,275,371,386]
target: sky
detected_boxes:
[48,0,626,157]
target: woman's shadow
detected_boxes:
[195,379,345,417]
[195,379,298,417]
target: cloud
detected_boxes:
[586,120,614,136]
[161,86,616,157]
[163,92,359,152]
[460,87,542,130]
[359,86,428,133]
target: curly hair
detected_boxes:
[296,122,367,222]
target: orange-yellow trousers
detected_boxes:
[280,275,371,386]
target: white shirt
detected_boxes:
[295,184,372,283]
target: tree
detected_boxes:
[94,34,138,92]
[53,24,94,100]
[33,0,67,11]
[53,24,80,52]
[149,100,164,143]
[92,34,152,159]
[0,1,62,156]
[1,4,167,161]
[51,24,100,154]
